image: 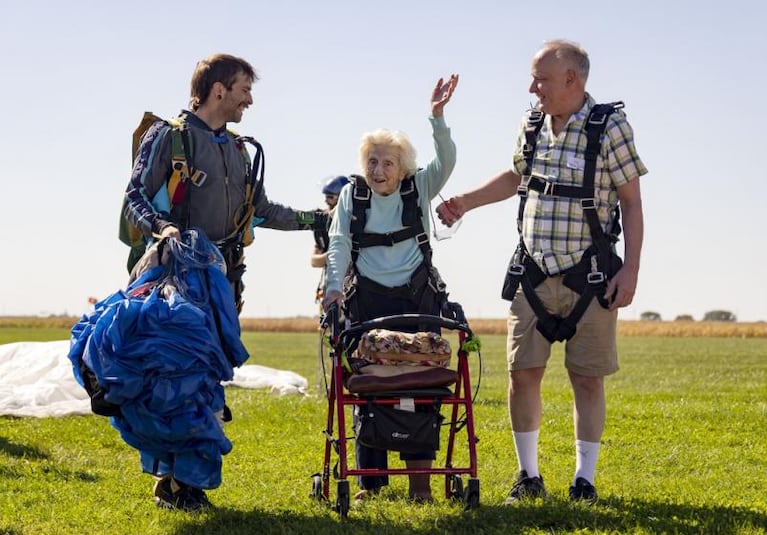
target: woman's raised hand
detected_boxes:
[431,74,459,117]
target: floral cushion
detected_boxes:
[355,329,451,367]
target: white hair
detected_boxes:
[358,129,418,177]
[542,39,590,82]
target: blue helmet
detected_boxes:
[321,175,350,195]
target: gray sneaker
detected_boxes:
[503,470,548,504]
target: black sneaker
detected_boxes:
[153,477,212,513]
[569,477,598,504]
[503,470,548,504]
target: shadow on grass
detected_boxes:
[0,436,49,459]
[483,496,767,534]
[171,495,767,535]
[0,463,99,483]
[0,437,99,483]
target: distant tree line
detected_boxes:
[639,310,737,322]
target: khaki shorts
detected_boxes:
[506,275,618,377]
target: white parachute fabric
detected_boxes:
[0,341,90,417]
[0,341,308,418]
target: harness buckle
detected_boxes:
[172,158,189,180]
[508,264,525,276]
[517,185,528,198]
[587,272,606,284]
[528,111,544,124]
[528,175,553,196]
[353,185,371,201]
[581,198,596,210]
[588,112,608,125]
[400,178,415,195]
[416,232,429,246]
[522,143,535,156]
[190,169,207,187]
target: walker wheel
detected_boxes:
[334,479,350,518]
[448,474,464,501]
[309,473,324,501]
[464,478,480,510]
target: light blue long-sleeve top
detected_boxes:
[325,115,456,295]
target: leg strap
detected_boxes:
[217,240,246,314]
[515,253,603,344]
[520,273,596,343]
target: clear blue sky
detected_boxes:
[1,0,765,322]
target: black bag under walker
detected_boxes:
[356,402,443,453]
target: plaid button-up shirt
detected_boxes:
[512,94,648,275]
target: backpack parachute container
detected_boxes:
[119,112,168,272]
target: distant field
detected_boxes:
[1,327,765,534]
[1,315,765,338]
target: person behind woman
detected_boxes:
[311,175,351,268]
[311,175,351,307]
[323,74,459,502]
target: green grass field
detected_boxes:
[1,327,765,534]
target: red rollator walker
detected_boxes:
[310,301,481,518]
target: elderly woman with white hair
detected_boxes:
[323,74,459,503]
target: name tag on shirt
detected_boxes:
[566,156,585,170]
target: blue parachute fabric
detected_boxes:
[68,229,250,489]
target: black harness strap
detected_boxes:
[516,109,545,233]
[346,174,447,320]
[516,244,614,342]
[349,175,430,264]
[526,175,592,199]
[177,124,195,230]
[506,102,625,342]
[355,227,426,248]
[581,103,624,255]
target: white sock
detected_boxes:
[574,439,600,484]
[512,430,540,478]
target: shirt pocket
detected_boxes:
[557,165,582,187]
